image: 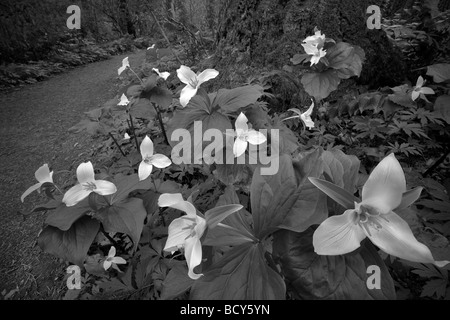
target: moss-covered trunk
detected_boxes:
[214,0,406,89]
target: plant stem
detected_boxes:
[109,132,126,157]
[153,103,169,145]
[128,67,144,86]
[128,112,140,151]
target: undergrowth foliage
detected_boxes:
[20,28,450,300]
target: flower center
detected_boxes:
[238,132,248,141]
[353,204,389,236]
[82,181,97,192]
[144,155,154,164]
[188,79,198,88]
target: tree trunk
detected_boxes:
[214,0,407,89]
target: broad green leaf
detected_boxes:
[434,95,450,124]
[251,151,328,237]
[322,148,360,193]
[427,64,450,83]
[38,216,100,266]
[130,97,157,119]
[161,262,194,300]
[301,70,341,100]
[126,84,143,98]
[308,177,360,210]
[291,53,310,65]
[98,197,147,252]
[205,204,244,229]
[326,42,354,69]
[211,85,264,114]
[273,228,396,300]
[109,173,153,204]
[45,198,91,231]
[190,243,285,299]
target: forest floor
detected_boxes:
[0,49,146,300]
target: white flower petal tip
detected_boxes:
[176,65,219,107]
[118,94,129,106]
[62,162,117,207]
[152,68,170,80]
[21,164,54,202]
[138,136,171,180]
[118,57,130,75]
[312,153,447,266]
[160,193,207,280]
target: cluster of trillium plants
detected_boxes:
[20,30,448,299]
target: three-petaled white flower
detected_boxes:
[118,93,129,106]
[21,164,54,202]
[309,153,449,267]
[123,132,130,140]
[159,193,207,280]
[152,68,170,80]
[103,246,127,271]
[176,65,219,107]
[412,76,435,101]
[302,30,327,66]
[283,100,315,129]
[233,112,267,158]
[118,57,130,76]
[138,136,172,181]
[62,161,117,207]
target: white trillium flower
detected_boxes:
[412,76,435,101]
[159,193,207,280]
[176,65,219,107]
[152,68,170,80]
[310,153,449,267]
[283,100,315,129]
[21,164,54,202]
[118,57,130,76]
[118,93,129,106]
[62,161,117,207]
[138,136,172,181]
[123,132,130,140]
[233,112,267,158]
[303,30,326,46]
[147,44,155,50]
[103,246,127,271]
[302,42,327,66]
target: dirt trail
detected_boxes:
[0,50,146,299]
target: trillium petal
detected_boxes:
[416,76,424,88]
[124,133,130,140]
[196,69,219,86]
[138,161,153,181]
[313,209,366,255]
[140,135,154,159]
[302,42,318,56]
[158,193,197,217]
[301,113,315,129]
[177,65,197,85]
[150,153,172,168]
[103,260,112,271]
[180,85,198,107]
[108,246,116,258]
[411,90,420,101]
[246,130,266,145]
[309,55,320,66]
[112,257,127,265]
[21,182,43,202]
[118,93,129,106]
[361,153,406,214]
[419,87,435,95]
[164,216,194,251]
[235,112,249,135]
[117,57,129,76]
[62,184,91,207]
[233,139,248,158]
[76,162,95,184]
[367,212,449,267]
[184,236,203,280]
[93,180,117,196]
[35,164,53,183]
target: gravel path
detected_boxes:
[0,49,146,299]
